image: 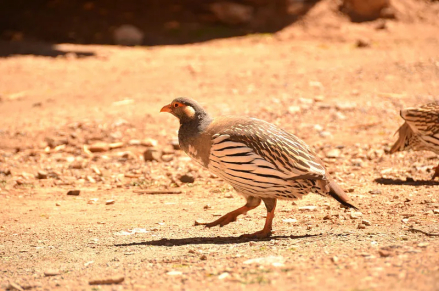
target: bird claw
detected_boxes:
[194,217,236,228]
[240,230,272,239]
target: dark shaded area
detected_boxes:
[0,0,319,57]
[114,233,324,247]
[0,41,95,58]
[374,177,439,186]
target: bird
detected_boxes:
[390,102,439,180]
[160,97,358,238]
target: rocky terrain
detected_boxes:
[1,0,439,290]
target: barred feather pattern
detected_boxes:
[391,102,439,154]
[207,119,328,200]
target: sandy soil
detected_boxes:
[1,3,439,290]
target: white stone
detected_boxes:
[113,25,144,46]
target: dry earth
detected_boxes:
[1,4,439,291]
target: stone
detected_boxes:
[362,219,372,226]
[7,282,23,291]
[298,206,317,212]
[341,0,391,21]
[88,142,109,152]
[379,250,391,257]
[335,101,356,111]
[141,138,158,147]
[161,154,174,162]
[287,106,301,114]
[143,148,161,162]
[199,254,207,260]
[243,256,285,267]
[67,190,80,196]
[210,2,253,25]
[166,271,183,276]
[350,212,363,219]
[44,269,60,276]
[113,24,144,46]
[356,38,371,48]
[37,170,48,179]
[282,218,298,224]
[171,138,180,150]
[326,149,341,158]
[0,168,12,176]
[369,189,382,195]
[106,200,115,205]
[218,272,230,280]
[89,276,125,285]
[433,209,439,214]
[179,173,195,183]
[109,142,124,149]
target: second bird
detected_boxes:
[161,98,358,238]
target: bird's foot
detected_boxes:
[240,229,272,239]
[195,212,241,228]
[431,165,439,180]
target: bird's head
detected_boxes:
[160,97,210,124]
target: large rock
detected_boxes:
[341,0,394,21]
[210,2,254,25]
[113,25,144,46]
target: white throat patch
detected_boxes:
[183,106,196,119]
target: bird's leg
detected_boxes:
[241,198,277,239]
[197,196,261,228]
[432,164,439,180]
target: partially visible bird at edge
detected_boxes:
[390,102,439,180]
[161,97,358,238]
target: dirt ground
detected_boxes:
[1,2,439,290]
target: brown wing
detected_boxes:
[210,117,327,180]
[401,102,439,136]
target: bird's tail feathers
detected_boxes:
[328,180,359,210]
[390,122,412,154]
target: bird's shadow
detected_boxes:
[114,233,326,247]
[374,177,439,186]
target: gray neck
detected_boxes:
[178,114,213,147]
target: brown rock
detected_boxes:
[44,269,60,276]
[109,142,124,149]
[7,282,23,291]
[210,2,253,25]
[0,168,12,176]
[88,142,109,152]
[356,38,370,48]
[171,138,180,150]
[143,148,161,162]
[89,276,125,285]
[67,190,80,196]
[179,173,195,183]
[341,0,391,21]
[37,170,48,179]
[141,138,158,147]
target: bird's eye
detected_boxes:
[174,103,179,107]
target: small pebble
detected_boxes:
[67,190,80,196]
[298,206,317,212]
[44,269,60,276]
[89,276,124,285]
[106,200,115,205]
[369,189,382,195]
[362,219,371,226]
[37,170,48,179]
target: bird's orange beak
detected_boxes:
[160,104,172,113]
